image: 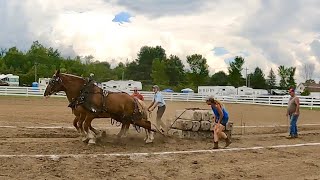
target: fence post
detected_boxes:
[268,96,271,105]
[311,97,314,110]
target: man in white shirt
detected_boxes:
[148,85,168,133]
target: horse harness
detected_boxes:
[68,79,142,124]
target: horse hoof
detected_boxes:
[82,137,90,143]
[88,139,96,145]
[145,139,153,144]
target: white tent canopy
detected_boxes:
[181,88,194,93]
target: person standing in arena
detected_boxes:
[131,87,144,101]
[286,88,300,138]
[205,96,231,149]
[148,85,168,133]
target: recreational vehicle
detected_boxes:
[198,85,269,96]
[38,78,51,89]
[0,74,19,86]
[101,80,142,91]
[198,86,236,96]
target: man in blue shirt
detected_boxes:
[148,85,167,133]
[205,96,231,149]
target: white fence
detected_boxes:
[0,86,320,109]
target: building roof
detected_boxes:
[302,83,320,92]
[0,74,8,79]
[0,74,19,80]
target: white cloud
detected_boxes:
[1,0,320,83]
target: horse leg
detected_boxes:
[78,113,87,139]
[132,119,158,143]
[89,125,100,135]
[74,115,98,138]
[116,121,129,138]
[145,129,154,144]
[83,114,96,144]
[73,116,80,133]
[122,122,131,138]
[144,129,148,141]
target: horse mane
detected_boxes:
[60,73,85,80]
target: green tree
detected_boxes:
[135,46,166,82]
[164,55,186,86]
[301,89,310,96]
[267,68,276,89]
[3,47,26,72]
[85,61,112,82]
[84,55,94,64]
[278,65,288,89]
[186,54,209,88]
[228,56,245,87]
[151,58,169,86]
[278,66,296,89]
[250,67,267,89]
[125,61,140,81]
[113,62,126,80]
[209,71,228,86]
[287,67,296,89]
[0,48,6,58]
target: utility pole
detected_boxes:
[34,62,38,82]
[245,67,249,87]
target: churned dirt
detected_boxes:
[0,96,319,180]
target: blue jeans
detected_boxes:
[289,114,299,136]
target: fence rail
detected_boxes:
[0,86,320,109]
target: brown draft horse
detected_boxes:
[43,70,157,144]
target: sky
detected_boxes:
[1,0,320,84]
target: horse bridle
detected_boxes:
[48,75,62,94]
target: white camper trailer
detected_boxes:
[198,86,237,96]
[0,74,19,86]
[252,89,269,96]
[38,78,51,89]
[199,85,269,96]
[237,86,268,96]
[236,86,253,95]
[101,80,142,91]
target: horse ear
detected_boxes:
[55,69,60,75]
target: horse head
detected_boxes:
[44,69,65,97]
[44,70,87,99]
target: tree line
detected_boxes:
[0,41,312,92]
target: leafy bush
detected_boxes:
[301,89,310,96]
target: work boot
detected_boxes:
[225,137,232,148]
[286,135,294,139]
[213,142,219,149]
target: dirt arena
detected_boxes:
[0,96,319,180]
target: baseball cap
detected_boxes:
[152,85,159,89]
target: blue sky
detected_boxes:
[1,0,320,83]
[212,47,229,56]
[112,12,132,24]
